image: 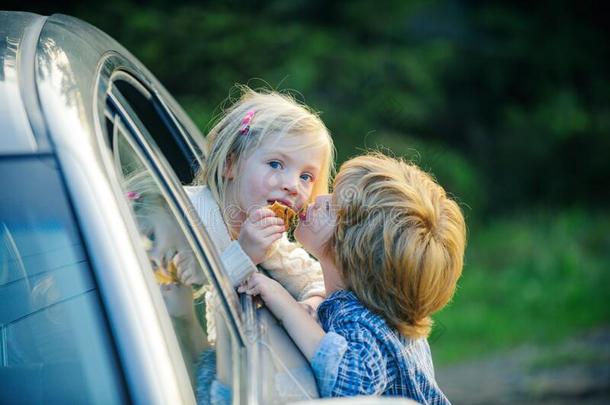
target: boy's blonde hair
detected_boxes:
[330,153,466,339]
[195,85,334,217]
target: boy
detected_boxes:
[239,153,466,403]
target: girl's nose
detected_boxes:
[282,174,299,195]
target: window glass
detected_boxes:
[110,119,234,403]
[113,77,198,184]
[257,308,319,403]
[0,157,128,403]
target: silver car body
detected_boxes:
[1,11,318,404]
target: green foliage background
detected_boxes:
[14,0,610,363]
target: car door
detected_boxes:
[97,65,320,403]
[0,156,131,404]
[98,66,252,403]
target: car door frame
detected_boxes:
[94,54,266,403]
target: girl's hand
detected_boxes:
[160,283,194,319]
[172,249,205,286]
[237,272,294,317]
[240,273,326,361]
[238,207,285,265]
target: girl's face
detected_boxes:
[228,133,326,221]
[294,194,336,260]
[141,210,186,266]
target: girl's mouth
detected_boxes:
[267,199,293,209]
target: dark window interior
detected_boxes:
[111,79,197,184]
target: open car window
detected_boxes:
[103,74,242,403]
[102,73,242,323]
[109,72,203,184]
[101,69,320,404]
[109,111,240,401]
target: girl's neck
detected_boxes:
[223,183,246,239]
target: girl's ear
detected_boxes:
[224,154,235,180]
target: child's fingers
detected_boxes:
[260,224,286,237]
[174,251,186,266]
[237,276,254,292]
[172,253,190,280]
[181,273,194,286]
[248,207,276,222]
[244,272,267,288]
[237,283,260,296]
[265,231,284,244]
[256,216,285,228]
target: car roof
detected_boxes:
[0,11,46,154]
[0,11,203,158]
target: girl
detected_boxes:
[240,153,466,403]
[122,170,209,384]
[185,85,335,319]
[184,86,334,403]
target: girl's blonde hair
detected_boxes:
[195,85,334,218]
[330,153,466,339]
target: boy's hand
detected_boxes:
[237,272,294,317]
[238,208,285,264]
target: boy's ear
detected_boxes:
[224,154,235,180]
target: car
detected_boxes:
[0,11,417,405]
[0,10,324,404]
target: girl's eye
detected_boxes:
[300,173,314,182]
[268,160,283,169]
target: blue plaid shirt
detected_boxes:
[311,290,450,404]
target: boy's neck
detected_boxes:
[318,255,344,294]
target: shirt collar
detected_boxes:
[317,289,358,326]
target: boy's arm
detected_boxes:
[239,274,389,397]
[239,273,325,360]
[311,323,388,397]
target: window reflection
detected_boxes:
[112,124,234,402]
[0,157,127,403]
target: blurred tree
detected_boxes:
[6,0,609,216]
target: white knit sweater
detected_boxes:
[184,186,326,301]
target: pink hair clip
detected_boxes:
[126,191,141,200]
[239,110,255,135]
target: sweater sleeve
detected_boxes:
[260,234,326,301]
[184,186,257,287]
[220,241,257,286]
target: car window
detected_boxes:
[104,72,242,322]
[256,308,320,402]
[111,74,200,184]
[108,110,236,402]
[0,156,128,403]
[104,73,323,404]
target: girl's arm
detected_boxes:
[238,273,325,360]
[261,234,326,301]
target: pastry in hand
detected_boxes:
[268,201,298,229]
[154,259,178,285]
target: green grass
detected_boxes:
[429,208,610,365]
[527,347,604,371]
